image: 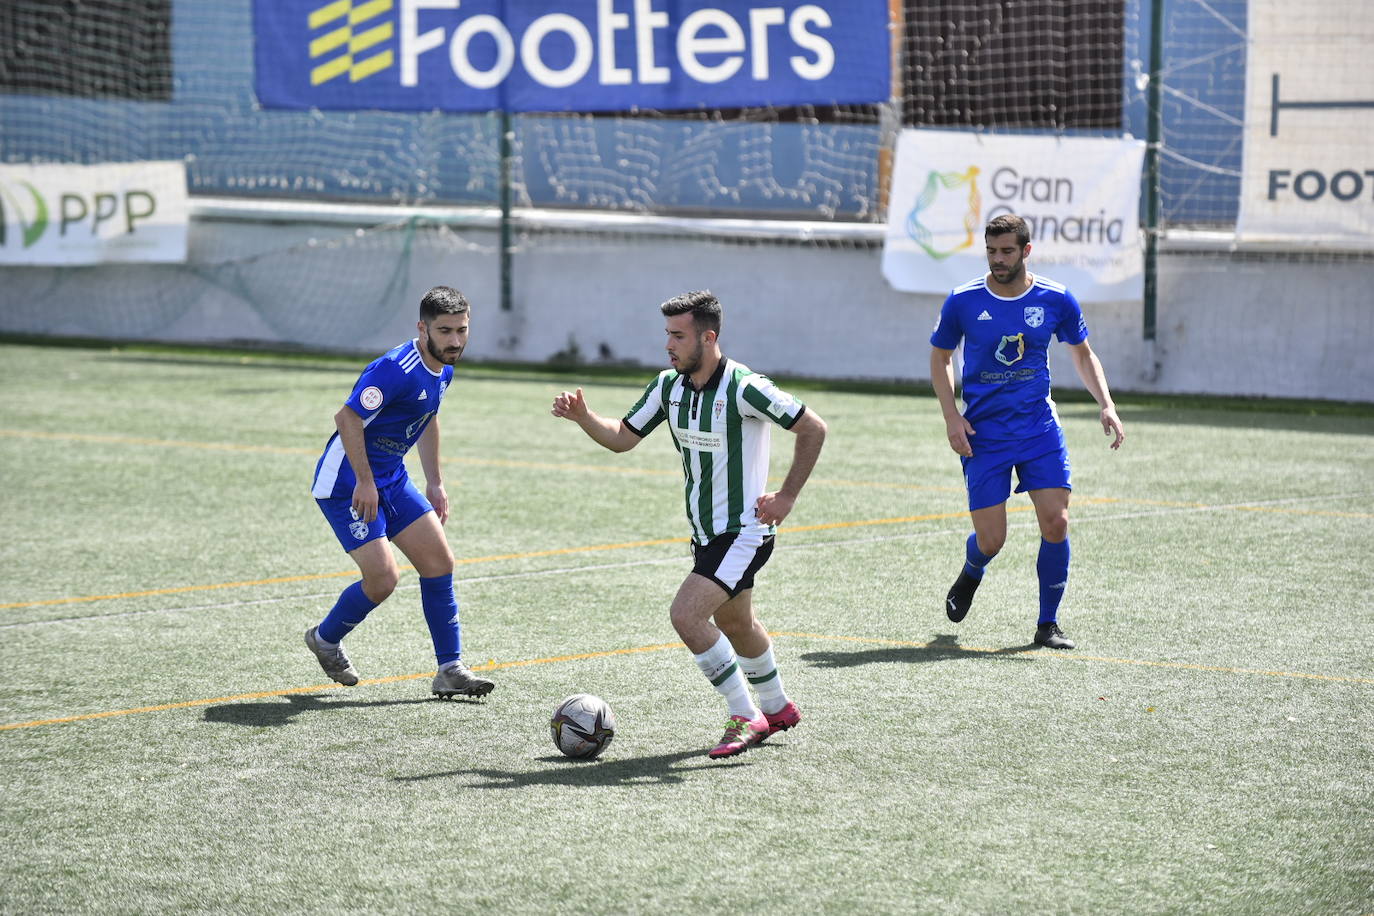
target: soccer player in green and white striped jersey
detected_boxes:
[552,291,827,759]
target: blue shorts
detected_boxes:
[961,426,1072,512]
[317,476,433,553]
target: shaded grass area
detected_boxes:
[1,342,1372,914]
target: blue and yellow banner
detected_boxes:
[254,0,890,112]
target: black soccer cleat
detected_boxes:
[1034,622,1076,650]
[944,570,981,623]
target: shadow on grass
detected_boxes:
[801,633,1037,669]
[393,747,759,788]
[202,693,439,728]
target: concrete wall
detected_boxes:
[2,217,1371,402]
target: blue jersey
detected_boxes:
[312,339,453,499]
[929,274,1088,441]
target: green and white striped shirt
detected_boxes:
[624,357,806,545]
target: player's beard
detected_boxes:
[989,256,1025,285]
[669,336,703,375]
[426,335,463,365]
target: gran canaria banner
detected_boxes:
[253,0,890,112]
[0,162,188,266]
[882,130,1145,303]
[1238,0,1374,247]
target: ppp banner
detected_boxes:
[0,162,188,266]
[882,129,1145,303]
[1238,1,1374,248]
[253,0,890,112]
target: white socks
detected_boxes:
[737,644,790,715]
[693,632,760,719]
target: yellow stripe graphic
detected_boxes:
[308,0,350,29]
[310,25,351,58]
[349,0,393,24]
[352,50,394,81]
[311,55,353,86]
[350,22,393,53]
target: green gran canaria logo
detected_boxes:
[0,180,50,249]
[904,166,981,260]
[308,0,396,86]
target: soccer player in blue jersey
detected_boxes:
[304,286,495,698]
[930,214,1125,649]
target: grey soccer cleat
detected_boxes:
[431,661,496,699]
[304,626,360,686]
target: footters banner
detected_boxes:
[254,0,891,112]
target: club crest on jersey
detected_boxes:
[996,333,1026,366]
[714,398,725,420]
[1024,306,1045,328]
[349,521,369,540]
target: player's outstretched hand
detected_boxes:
[1101,406,1126,450]
[551,387,590,421]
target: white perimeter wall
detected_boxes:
[1,218,1371,403]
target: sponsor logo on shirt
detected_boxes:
[375,436,409,456]
[418,389,427,400]
[766,392,798,418]
[995,333,1026,366]
[977,310,993,320]
[675,428,726,452]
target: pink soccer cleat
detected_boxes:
[762,701,801,739]
[707,713,769,759]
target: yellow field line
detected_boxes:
[3,632,1367,733]
[0,512,989,612]
[5,427,1369,511]
[0,428,959,491]
[0,645,680,732]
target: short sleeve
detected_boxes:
[739,375,806,429]
[929,292,963,350]
[623,375,667,437]
[344,359,406,420]
[1055,289,1088,345]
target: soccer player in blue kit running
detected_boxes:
[930,214,1125,649]
[304,286,495,698]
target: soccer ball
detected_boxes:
[550,693,616,759]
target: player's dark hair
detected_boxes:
[660,290,722,336]
[985,214,1031,247]
[420,286,470,321]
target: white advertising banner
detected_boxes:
[0,161,188,265]
[882,129,1145,302]
[1238,1,1374,247]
